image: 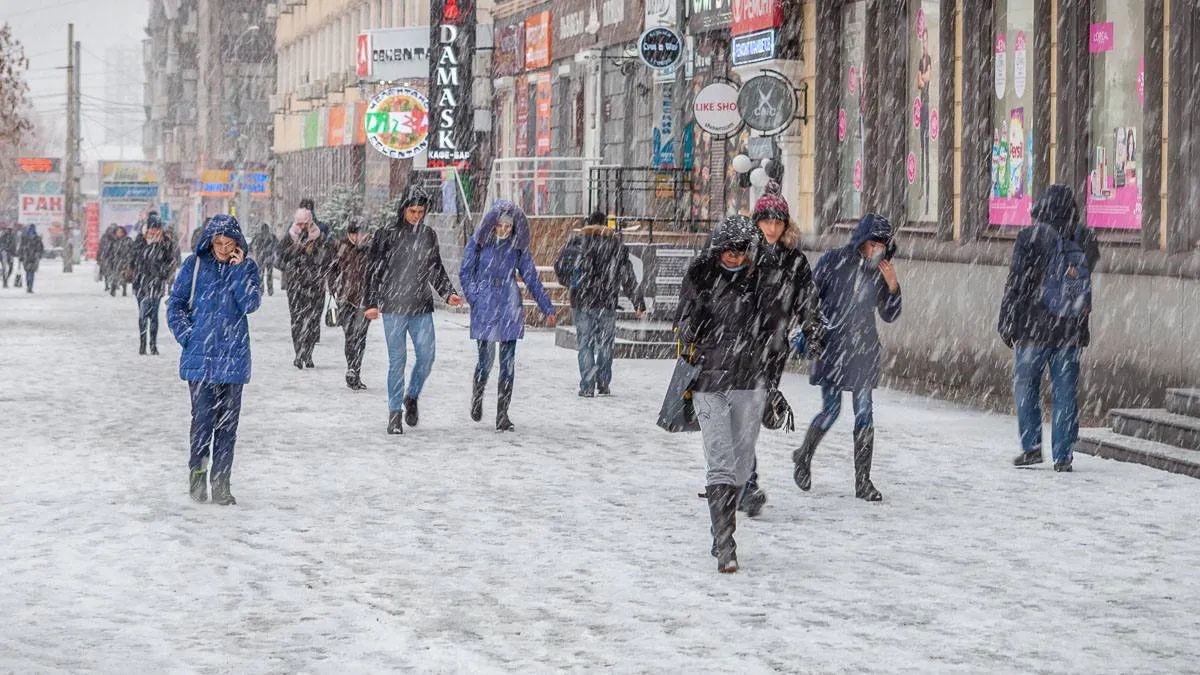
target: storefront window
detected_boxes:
[1087,2,1144,230]
[838,2,867,222]
[990,0,1035,227]
[907,1,940,223]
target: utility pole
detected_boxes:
[63,23,77,272]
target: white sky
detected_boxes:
[6,0,150,165]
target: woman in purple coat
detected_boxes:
[459,201,556,431]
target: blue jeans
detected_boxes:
[475,340,516,384]
[382,312,437,411]
[188,382,244,480]
[574,308,616,391]
[811,385,874,432]
[1014,345,1081,465]
[137,295,161,343]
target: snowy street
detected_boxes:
[2,263,1198,673]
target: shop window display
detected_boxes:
[990,0,1035,227]
[907,1,941,224]
[837,1,867,222]
[1086,2,1144,230]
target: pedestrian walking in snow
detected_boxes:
[17,225,44,294]
[278,207,333,370]
[329,219,373,390]
[97,225,119,292]
[0,223,17,288]
[363,187,463,435]
[998,184,1100,472]
[553,211,645,397]
[106,226,134,297]
[460,200,556,432]
[676,215,776,573]
[129,216,176,355]
[166,215,261,506]
[792,213,902,502]
[738,184,824,517]
[250,222,278,296]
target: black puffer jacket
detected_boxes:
[553,225,646,312]
[676,250,775,392]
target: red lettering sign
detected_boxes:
[356,34,370,77]
[732,0,782,36]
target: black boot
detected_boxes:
[293,356,304,370]
[189,468,208,503]
[404,397,419,428]
[739,477,767,518]
[387,410,404,435]
[496,379,515,431]
[1013,450,1044,467]
[706,484,739,573]
[303,353,315,368]
[210,474,236,506]
[139,335,147,355]
[470,377,486,422]
[149,328,158,355]
[792,426,827,491]
[854,427,883,502]
[346,371,359,390]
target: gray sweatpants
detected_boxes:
[694,388,768,487]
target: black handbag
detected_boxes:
[762,389,795,432]
[657,357,702,433]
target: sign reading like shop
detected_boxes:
[737,73,796,133]
[428,0,477,168]
[693,82,742,136]
[731,28,776,65]
[639,26,683,71]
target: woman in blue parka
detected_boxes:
[166,215,262,505]
[459,201,556,431]
[792,213,902,502]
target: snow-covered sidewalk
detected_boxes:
[2,263,1197,673]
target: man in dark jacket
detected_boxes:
[792,213,902,502]
[18,225,44,293]
[250,223,278,296]
[998,184,1100,472]
[0,223,16,288]
[364,187,463,434]
[278,207,333,369]
[553,211,646,397]
[329,220,373,390]
[107,226,134,297]
[98,225,119,291]
[677,215,777,574]
[130,217,177,355]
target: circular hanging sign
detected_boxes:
[364,86,430,159]
[737,73,796,134]
[693,83,742,136]
[638,27,683,71]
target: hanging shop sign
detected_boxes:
[639,26,683,71]
[364,86,431,159]
[525,11,552,70]
[645,0,677,28]
[690,0,732,33]
[100,161,158,184]
[18,193,64,227]
[730,28,776,65]
[18,157,59,173]
[731,0,782,37]
[693,82,742,135]
[737,72,796,133]
[356,28,431,83]
[429,0,477,168]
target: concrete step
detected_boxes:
[1109,408,1200,451]
[1166,388,1200,418]
[1076,428,1200,479]
[554,326,677,359]
[615,320,677,343]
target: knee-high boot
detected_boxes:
[705,484,739,573]
[792,426,827,491]
[854,427,883,502]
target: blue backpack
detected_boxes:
[1040,224,1092,318]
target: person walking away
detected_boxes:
[553,211,646,397]
[250,222,277,296]
[277,207,333,369]
[329,219,373,390]
[107,226,134,297]
[129,218,177,355]
[792,213,902,502]
[676,215,775,573]
[98,225,119,292]
[0,224,16,288]
[18,225,44,293]
[998,184,1099,472]
[363,187,463,434]
[165,215,261,505]
[739,184,824,517]
[459,200,556,432]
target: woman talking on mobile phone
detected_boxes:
[166,214,262,506]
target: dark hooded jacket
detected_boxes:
[19,226,44,270]
[998,185,1101,348]
[553,225,646,312]
[810,214,902,391]
[129,232,176,299]
[757,221,821,388]
[0,227,18,257]
[166,215,262,384]
[107,230,135,280]
[364,190,457,314]
[676,247,776,392]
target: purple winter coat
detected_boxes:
[459,201,555,342]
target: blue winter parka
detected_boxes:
[166,215,262,384]
[809,214,902,391]
[459,201,556,342]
